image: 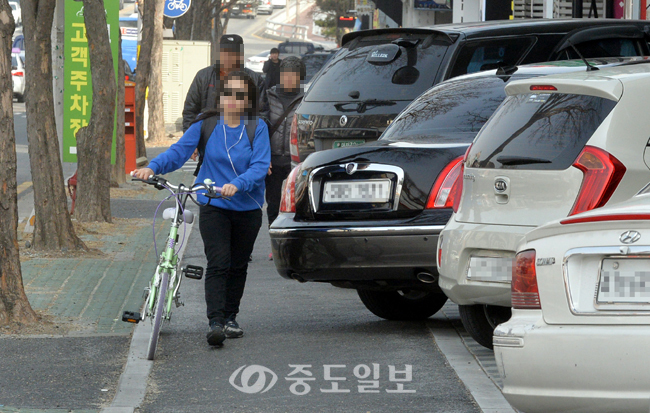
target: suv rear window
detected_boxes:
[558,38,642,59]
[306,42,447,102]
[467,93,617,170]
[450,38,534,78]
[380,76,509,143]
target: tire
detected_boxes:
[357,289,447,321]
[16,94,24,103]
[458,304,511,349]
[147,271,169,360]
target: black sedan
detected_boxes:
[270,58,641,321]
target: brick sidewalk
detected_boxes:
[18,168,196,336]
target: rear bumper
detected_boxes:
[438,220,532,306]
[269,213,443,286]
[494,312,650,413]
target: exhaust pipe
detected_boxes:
[416,272,436,284]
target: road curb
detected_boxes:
[427,320,516,413]
[102,220,196,412]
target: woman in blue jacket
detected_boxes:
[133,71,271,347]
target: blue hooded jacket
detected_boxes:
[148,117,271,211]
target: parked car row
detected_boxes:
[269,18,650,413]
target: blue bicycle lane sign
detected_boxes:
[164,0,192,18]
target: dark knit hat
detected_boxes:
[280,56,306,80]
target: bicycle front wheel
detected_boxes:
[147,271,169,360]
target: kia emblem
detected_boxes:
[620,230,641,244]
[494,178,507,193]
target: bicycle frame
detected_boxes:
[143,189,189,323]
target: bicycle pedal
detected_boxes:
[122,311,141,324]
[182,265,203,280]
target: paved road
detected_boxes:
[135,213,482,413]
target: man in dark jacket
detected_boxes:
[265,57,305,230]
[182,34,268,132]
[263,47,281,90]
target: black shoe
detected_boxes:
[224,317,244,338]
[206,323,226,346]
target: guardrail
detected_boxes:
[264,20,309,40]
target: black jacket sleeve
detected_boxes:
[182,68,207,132]
[262,60,271,74]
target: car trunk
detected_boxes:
[293,141,470,221]
[456,90,618,226]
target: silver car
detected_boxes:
[438,62,650,348]
[258,0,273,14]
[12,53,25,102]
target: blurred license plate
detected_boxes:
[333,140,365,148]
[597,259,650,304]
[323,179,391,203]
[466,256,513,283]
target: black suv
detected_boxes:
[290,19,650,165]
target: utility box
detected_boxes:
[162,40,212,132]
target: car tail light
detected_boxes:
[279,164,302,213]
[290,114,300,163]
[13,71,23,77]
[569,146,626,216]
[426,155,465,211]
[561,213,650,225]
[511,250,540,310]
[530,85,557,91]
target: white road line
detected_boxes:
[102,220,196,413]
[427,320,517,413]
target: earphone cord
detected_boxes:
[224,124,263,210]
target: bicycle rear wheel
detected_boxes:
[147,271,169,360]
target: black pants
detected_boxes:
[265,160,292,226]
[199,205,262,326]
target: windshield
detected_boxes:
[380,77,509,143]
[467,93,617,170]
[306,41,447,102]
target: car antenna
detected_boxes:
[568,41,599,71]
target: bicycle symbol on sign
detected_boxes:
[167,0,188,12]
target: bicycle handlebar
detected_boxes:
[131,175,224,198]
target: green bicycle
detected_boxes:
[122,176,224,360]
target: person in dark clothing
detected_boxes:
[265,57,305,237]
[263,47,281,90]
[133,71,271,347]
[182,34,268,133]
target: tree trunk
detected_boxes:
[111,34,126,187]
[22,0,85,251]
[147,0,165,143]
[75,0,116,223]
[0,0,38,326]
[135,0,153,159]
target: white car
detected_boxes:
[12,53,25,102]
[10,1,20,26]
[494,190,650,413]
[258,0,273,14]
[437,63,650,348]
[245,50,269,74]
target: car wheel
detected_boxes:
[458,304,511,349]
[357,289,447,321]
[16,93,24,103]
